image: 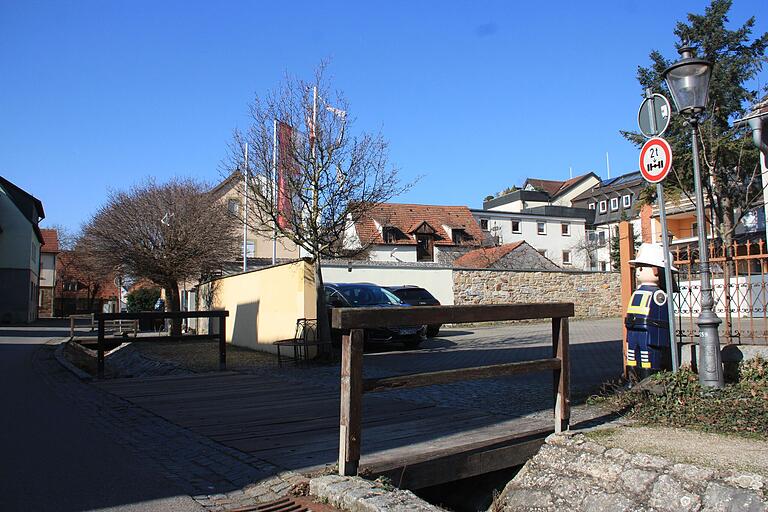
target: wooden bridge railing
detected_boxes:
[331,302,573,476]
[93,310,229,378]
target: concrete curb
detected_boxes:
[53,339,93,381]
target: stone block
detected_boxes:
[703,482,766,512]
[723,473,765,492]
[503,488,554,510]
[650,475,701,512]
[620,468,658,495]
[581,491,636,512]
[630,453,670,471]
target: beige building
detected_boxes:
[210,173,299,264]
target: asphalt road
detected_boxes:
[0,322,203,512]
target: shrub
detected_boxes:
[126,287,160,313]
[592,357,768,437]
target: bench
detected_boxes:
[70,314,138,338]
[274,318,332,366]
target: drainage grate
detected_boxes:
[228,496,338,512]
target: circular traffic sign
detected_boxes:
[638,93,671,138]
[639,137,673,183]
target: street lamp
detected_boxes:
[663,45,724,388]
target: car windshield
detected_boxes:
[339,286,403,306]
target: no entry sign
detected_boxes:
[639,137,673,183]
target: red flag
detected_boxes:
[277,121,295,229]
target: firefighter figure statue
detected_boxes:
[625,243,676,381]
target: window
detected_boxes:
[598,231,606,245]
[416,234,434,262]
[562,250,572,265]
[600,261,609,272]
[480,218,489,230]
[599,200,607,213]
[610,197,619,211]
[246,241,255,257]
[589,202,596,210]
[227,198,240,215]
[622,194,631,208]
[451,229,468,244]
[561,223,570,236]
[537,222,546,235]
[383,227,399,244]
[511,220,521,233]
[537,249,547,257]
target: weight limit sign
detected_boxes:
[639,137,673,183]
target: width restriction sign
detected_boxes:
[639,137,673,183]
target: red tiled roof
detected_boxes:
[525,173,592,197]
[355,203,484,247]
[453,242,525,268]
[40,229,60,253]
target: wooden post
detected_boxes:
[339,328,364,476]
[97,317,105,379]
[219,313,227,371]
[618,221,636,378]
[552,317,570,433]
[69,316,75,338]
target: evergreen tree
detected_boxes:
[622,0,767,249]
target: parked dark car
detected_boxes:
[386,286,441,337]
[325,283,425,348]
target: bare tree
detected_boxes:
[82,178,239,334]
[227,64,408,342]
[56,243,114,313]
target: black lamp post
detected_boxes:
[663,46,724,388]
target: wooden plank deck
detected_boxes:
[95,371,554,488]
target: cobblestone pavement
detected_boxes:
[237,318,624,420]
[33,337,309,511]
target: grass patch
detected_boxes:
[589,356,768,437]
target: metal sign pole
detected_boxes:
[657,183,679,372]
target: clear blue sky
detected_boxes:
[1,0,765,233]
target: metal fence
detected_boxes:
[673,240,768,345]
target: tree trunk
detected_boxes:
[165,282,182,336]
[314,257,331,344]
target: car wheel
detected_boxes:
[426,324,441,338]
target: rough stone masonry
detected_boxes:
[497,433,766,512]
[453,269,621,318]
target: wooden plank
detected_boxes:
[553,317,570,433]
[363,358,561,393]
[95,310,229,320]
[619,221,635,379]
[332,303,574,329]
[338,329,363,476]
[368,436,547,489]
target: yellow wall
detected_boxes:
[201,260,317,350]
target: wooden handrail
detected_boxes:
[337,302,572,477]
[363,358,562,393]
[332,303,574,329]
[95,310,228,378]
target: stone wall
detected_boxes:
[497,433,766,512]
[453,269,622,318]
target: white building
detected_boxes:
[472,207,591,269]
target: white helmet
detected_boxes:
[628,242,677,272]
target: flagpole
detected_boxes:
[243,143,248,272]
[272,119,278,265]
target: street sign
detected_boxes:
[638,93,671,138]
[639,137,673,183]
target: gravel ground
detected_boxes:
[587,425,768,477]
[132,340,279,373]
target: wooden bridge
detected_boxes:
[95,303,579,489]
